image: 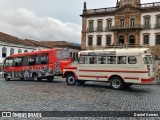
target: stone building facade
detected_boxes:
[81,0,160,58]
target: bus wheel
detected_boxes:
[77,80,85,85]
[66,74,76,86]
[4,75,10,81]
[32,73,40,82]
[110,77,124,90]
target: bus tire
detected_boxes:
[66,74,76,86]
[32,73,40,82]
[4,74,10,81]
[110,77,124,90]
[20,78,24,80]
[77,80,85,85]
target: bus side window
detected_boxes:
[36,55,41,65]
[98,57,106,64]
[117,56,126,64]
[128,56,137,64]
[41,54,48,64]
[5,58,13,67]
[79,57,85,64]
[107,56,116,64]
[14,58,22,66]
[89,57,97,64]
[22,56,29,66]
[28,56,36,66]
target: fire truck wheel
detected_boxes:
[32,73,40,82]
[66,74,76,85]
[4,74,10,81]
[110,77,124,90]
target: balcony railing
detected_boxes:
[111,24,142,30]
[137,2,160,8]
[141,24,151,29]
[155,24,160,29]
[86,7,117,15]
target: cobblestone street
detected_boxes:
[0,77,160,119]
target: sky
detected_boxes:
[0,0,159,44]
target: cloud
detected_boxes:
[0,8,81,44]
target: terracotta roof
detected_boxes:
[25,39,54,48]
[0,32,80,50]
[0,32,36,46]
[40,41,81,49]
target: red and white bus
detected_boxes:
[63,47,155,90]
[3,48,71,81]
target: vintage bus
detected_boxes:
[63,47,154,90]
[3,48,71,81]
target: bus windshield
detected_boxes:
[56,50,70,60]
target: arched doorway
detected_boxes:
[119,36,124,44]
[129,35,135,44]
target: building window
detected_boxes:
[106,36,111,46]
[88,21,94,32]
[10,48,14,55]
[130,18,135,27]
[120,19,125,28]
[97,36,102,46]
[144,16,150,28]
[70,52,72,58]
[88,36,93,46]
[107,19,112,30]
[156,35,160,44]
[18,49,22,54]
[97,20,103,31]
[119,36,124,44]
[156,15,160,28]
[2,47,7,58]
[24,50,28,53]
[143,35,149,45]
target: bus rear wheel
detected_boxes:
[66,74,76,86]
[110,77,124,90]
[4,74,10,81]
[32,73,40,82]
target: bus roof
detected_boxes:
[79,48,151,56]
[7,48,63,58]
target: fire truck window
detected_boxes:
[22,56,29,66]
[128,56,137,64]
[89,57,97,64]
[14,58,22,66]
[107,56,116,64]
[28,56,36,65]
[41,54,48,64]
[5,58,13,67]
[117,56,126,64]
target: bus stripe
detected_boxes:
[79,70,149,73]
[124,77,139,80]
[79,75,108,78]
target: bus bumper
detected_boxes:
[141,77,154,84]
